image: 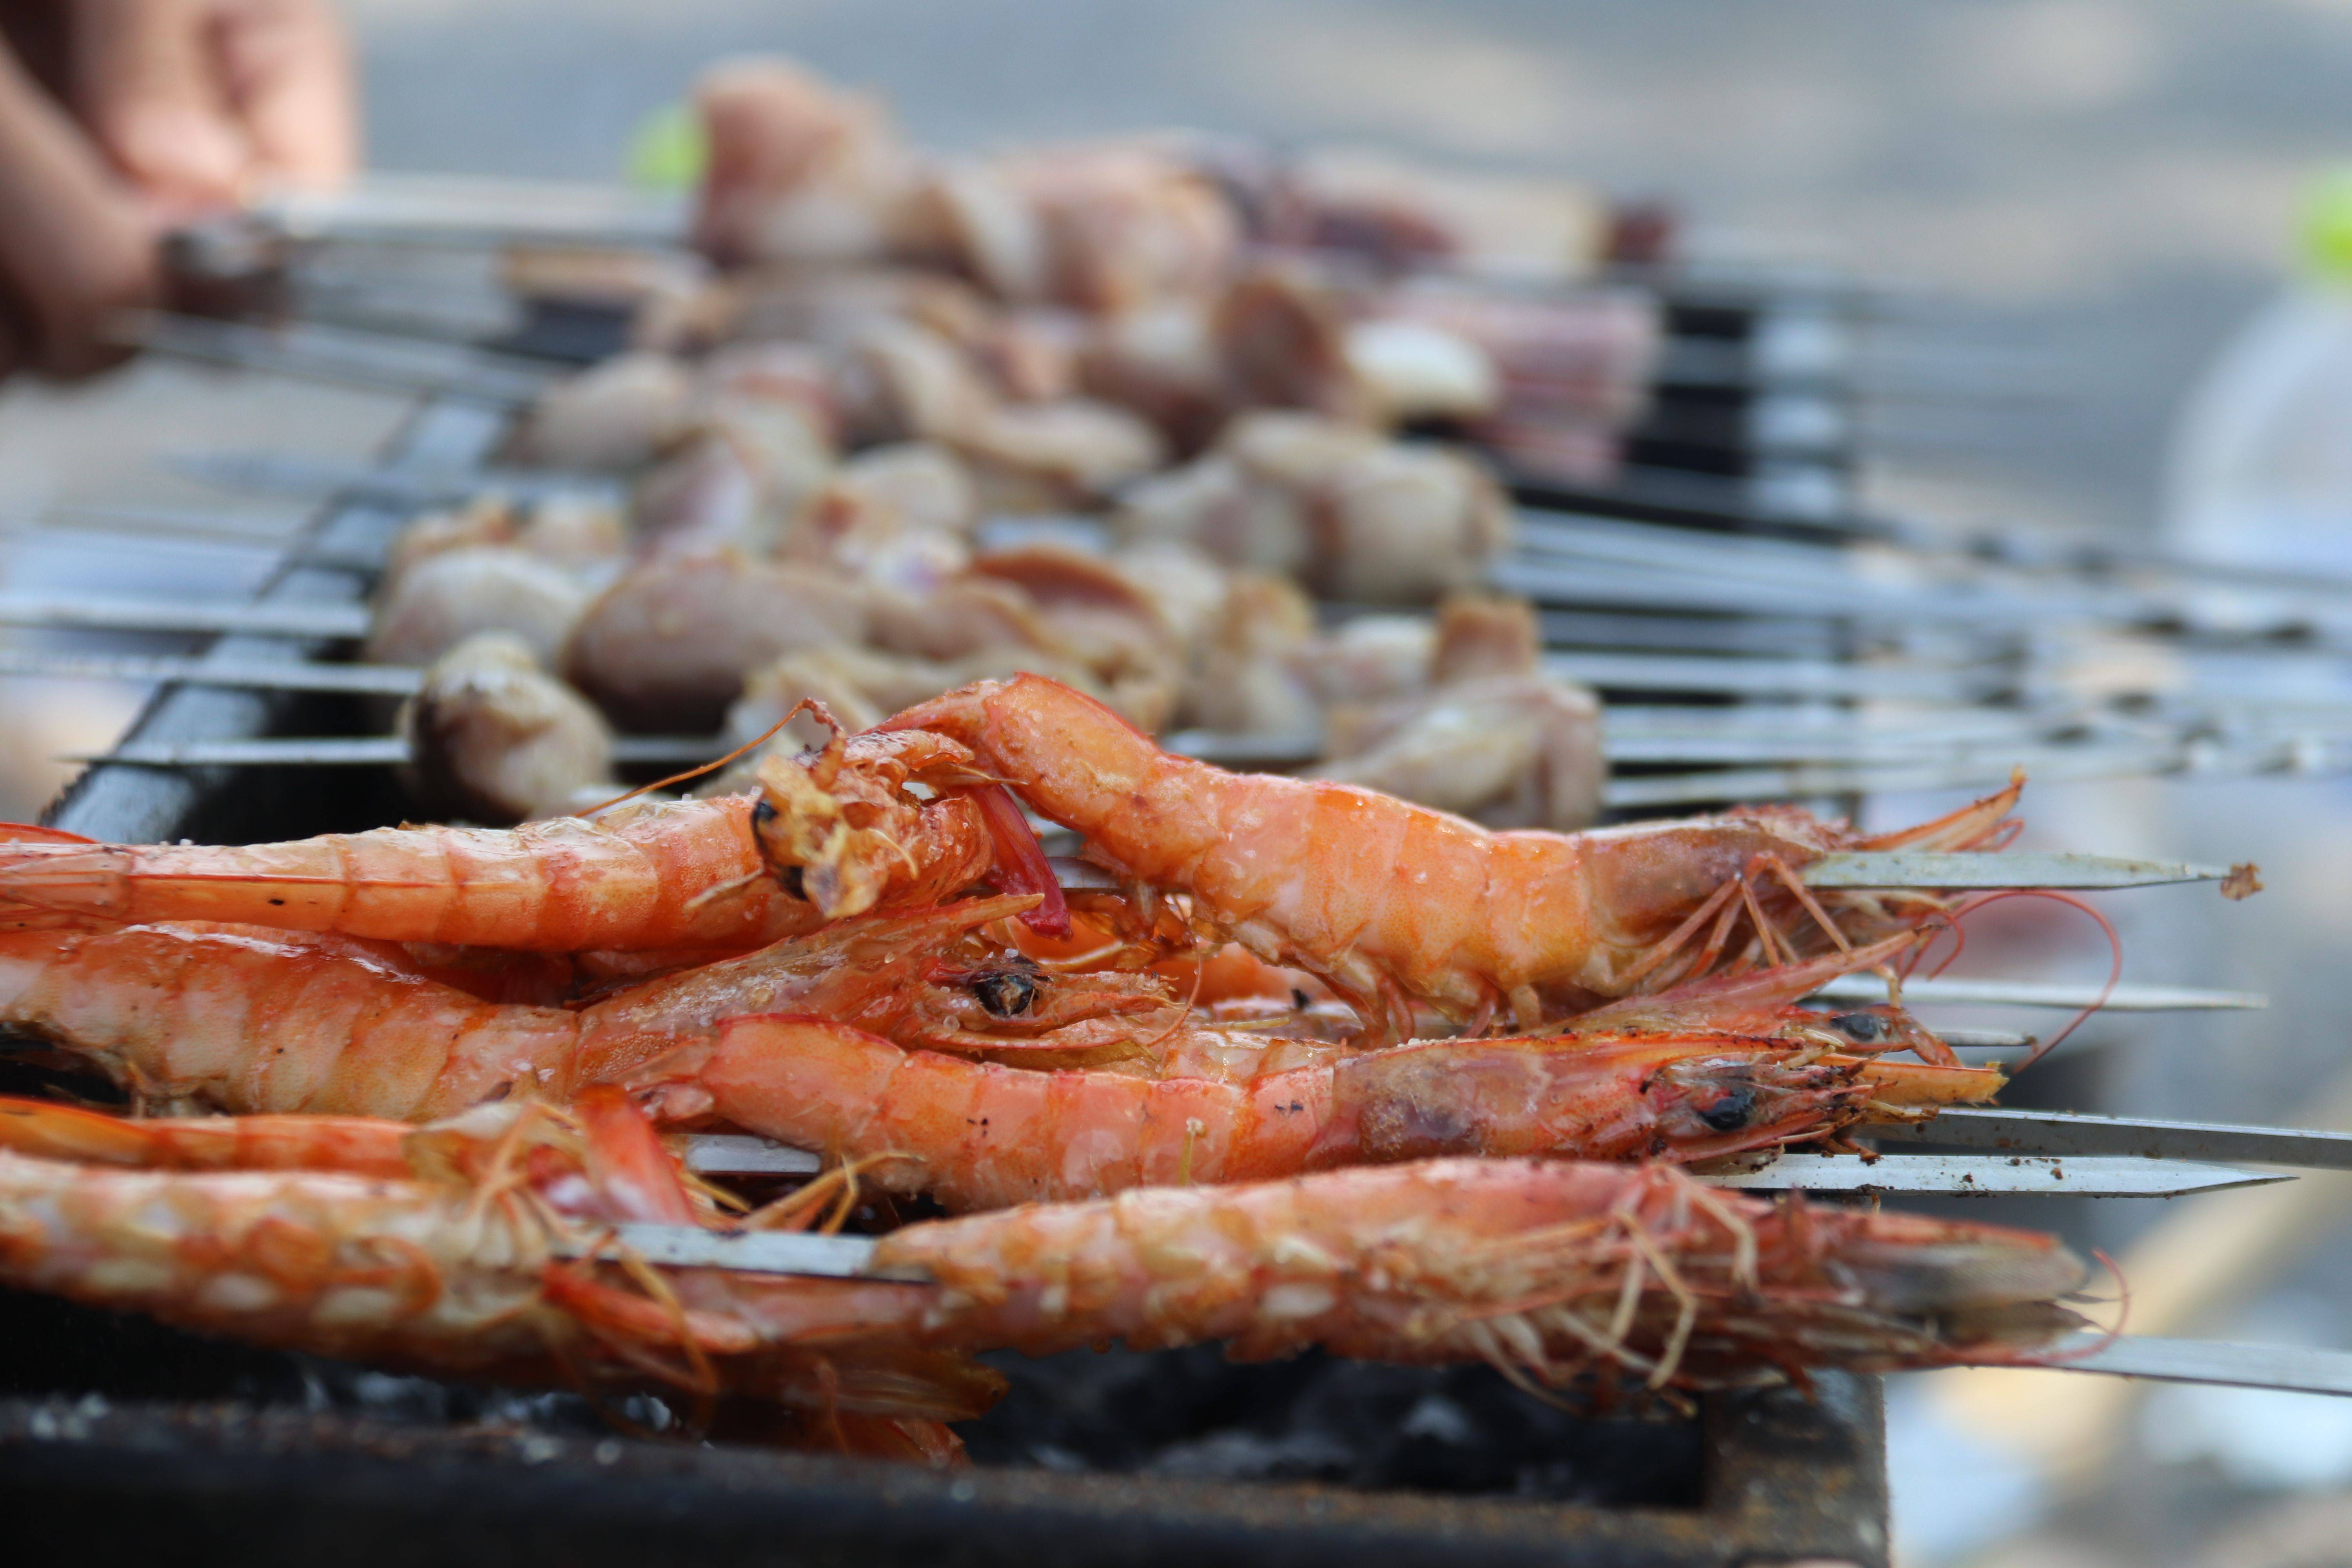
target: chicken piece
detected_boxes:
[1376,280,1661,430]
[1428,591,1541,683]
[829,319,999,448]
[1114,411,1510,604]
[1181,572,1322,736]
[949,399,1166,513]
[1074,301,1228,454]
[1211,260,1369,423]
[399,633,617,825]
[629,407,835,560]
[1112,539,1232,656]
[781,442,978,595]
[366,547,591,670]
[905,142,1236,313]
[971,310,1085,403]
[1312,438,1513,603]
[702,339,843,445]
[1277,147,1611,283]
[505,352,698,471]
[1316,676,1603,830]
[562,551,867,731]
[864,575,1063,664]
[969,544,1184,732]
[721,267,993,358]
[1292,613,1437,706]
[815,441,979,539]
[1315,595,1602,830]
[691,56,921,267]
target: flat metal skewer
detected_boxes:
[0,593,369,640]
[0,650,421,695]
[1877,1106,2352,1170]
[119,311,555,406]
[1701,1152,2286,1198]
[1811,974,2267,1011]
[2034,1334,2352,1399]
[75,734,709,767]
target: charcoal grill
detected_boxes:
[0,387,1899,1566]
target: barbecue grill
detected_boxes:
[0,390,1909,1567]
[0,204,2337,1568]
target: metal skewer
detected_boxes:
[1703,1152,2284,1198]
[0,650,420,696]
[0,593,369,640]
[118,312,555,406]
[2037,1334,2352,1399]
[1812,974,2266,1012]
[1878,1106,2352,1169]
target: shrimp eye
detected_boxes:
[751,798,779,830]
[1698,1086,1756,1132]
[1828,1011,1884,1042]
[972,970,1038,1017]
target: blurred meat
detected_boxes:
[505,350,698,470]
[1315,597,1603,830]
[399,633,616,824]
[562,551,867,730]
[1114,410,1510,603]
[691,57,921,267]
[366,546,592,670]
[1273,147,1612,283]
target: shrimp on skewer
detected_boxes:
[0,722,1060,953]
[0,1089,996,1465]
[0,1094,2088,1403]
[682,1006,1996,1212]
[882,674,2021,1043]
[0,896,1169,1122]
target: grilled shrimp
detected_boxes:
[850,1158,2086,1387]
[0,897,1162,1120]
[0,1088,996,1464]
[0,724,1051,950]
[677,1003,1995,1211]
[0,1094,2087,1399]
[882,674,2021,1043]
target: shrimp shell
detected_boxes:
[694,1011,1998,1212]
[859,1158,2087,1385]
[0,747,995,953]
[880,675,2020,1042]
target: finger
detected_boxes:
[214,0,355,187]
[0,306,25,385]
[69,0,248,209]
[0,43,158,376]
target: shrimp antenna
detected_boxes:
[1915,888,2122,1073]
[572,703,820,818]
[2040,1247,2131,1369]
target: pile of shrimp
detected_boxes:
[0,685,2102,1465]
[352,58,1671,835]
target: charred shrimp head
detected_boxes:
[747,709,1066,933]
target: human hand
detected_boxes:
[0,0,354,377]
